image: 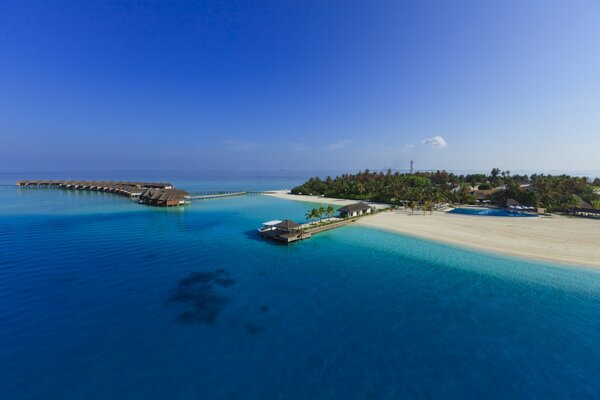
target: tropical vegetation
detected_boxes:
[305,205,338,223]
[292,169,600,212]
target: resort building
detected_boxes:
[338,202,373,218]
[506,198,523,208]
[139,188,191,207]
[16,180,189,207]
[472,189,496,203]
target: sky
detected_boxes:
[1,0,599,173]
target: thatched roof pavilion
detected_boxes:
[274,219,302,232]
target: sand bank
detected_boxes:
[358,210,600,267]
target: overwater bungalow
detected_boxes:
[259,219,310,243]
[139,188,191,207]
[16,180,188,207]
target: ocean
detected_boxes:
[1,172,600,399]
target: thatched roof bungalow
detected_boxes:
[139,188,190,207]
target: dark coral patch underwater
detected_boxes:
[168,269,235,324]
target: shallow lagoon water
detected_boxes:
[1,184,600,399]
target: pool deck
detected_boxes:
[449,207,539,217]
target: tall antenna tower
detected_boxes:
[410,160,414,174]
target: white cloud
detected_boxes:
[222,140,257,152]
[326,139,353,150]
[421,136,447,148]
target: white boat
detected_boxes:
[258,220,282,233]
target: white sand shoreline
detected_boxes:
[264,191,600,268]
[264,190,392,209]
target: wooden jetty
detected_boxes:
[188,191,276,200]
[190,191,247,200]
[259,203,377,244]
[16,180,190,207]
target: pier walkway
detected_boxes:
[189,191,275,200]
[261,206,382,244]
[14,182,279,205]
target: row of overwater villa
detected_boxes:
[16,180,190,207]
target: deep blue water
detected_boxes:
[449,207,538,217]
[1,179,600,399]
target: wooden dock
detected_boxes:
[259,202,381,244]
[260,216,365,244]
[260,229,312,243]
[190,192,247,200]
[188,191,276,200]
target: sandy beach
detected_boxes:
[362,211,600,267]
[265,190,392,209]
[266,192,600,267]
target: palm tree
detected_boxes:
[318,206,326,222]
[305,208,315,223]
[305,208,320,224]
[326,205,335,218]
[409,201,418,215]
[311,208,321,223]
[423,200,434,215]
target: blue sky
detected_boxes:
[1,1,599,173]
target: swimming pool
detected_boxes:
[449,207,538,217]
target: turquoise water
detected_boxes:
[449,207,538,217]
[1,182,600,399]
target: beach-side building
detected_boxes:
[572,195,592,209]
[472,189,496,203]
[338,202,373,218]
[506,198,523,208]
